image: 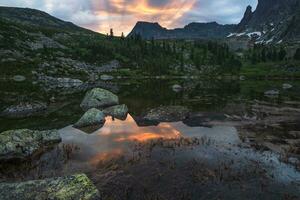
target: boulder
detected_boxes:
[172,84,183,92]
[282,83,293,89]
[74,108,106,128]
[80,88,119,111]
[0,174,100,200]
[100,74,114,81]
[0,102,47,118]
[264,90,279,97]
[0,129,61,161]
[144,106,190,122]
[103,104,128,120]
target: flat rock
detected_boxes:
[1,102,47,118]
[264,90,279,97]
[103,104,128,120]
[80,88,119,111]
[74,108,105,129]
[0,174,100,200]
[0,129,61,161]
[144,106,189,122]
[13,75,26,82]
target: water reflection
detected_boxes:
[98,115,182,142]
[59,114,239,169]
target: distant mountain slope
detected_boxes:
[229,0,300,43]
[128,21,236,40]
[0,6,90,33]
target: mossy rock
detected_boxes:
[0,129,61,161]
[80,88,119,111]
[0,174,101,200]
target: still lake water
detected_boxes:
[1,78,300,199]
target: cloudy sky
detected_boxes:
[0,0,257,35]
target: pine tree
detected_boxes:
[121,32,125,40]
[294,48,300,60]
[110,28,114,38]
[278,47,286,61]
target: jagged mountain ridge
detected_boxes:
[231,0,300,43]
[129,0,300,43]
[128,21,236,40]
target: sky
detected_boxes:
[0,0,258,36]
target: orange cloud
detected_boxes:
[89,0,196,35]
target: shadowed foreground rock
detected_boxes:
[0,174,101,200]
[0,129,61,161]
[80,88,119,111]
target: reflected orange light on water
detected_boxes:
[97,114,182,142]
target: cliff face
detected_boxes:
[128,21,236,40]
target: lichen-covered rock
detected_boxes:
[0,174,101,200]
[80,88,119,111]
[103,104,128,120]
[74,108,105,128]
[0,129,61,161]
[1,102,47,118]
[144,106,189,122]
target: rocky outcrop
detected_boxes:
[234,0,300,43]
[80,88,119,111]
[0,174,100,200]
[0,102,47,118]
[74,108,106,129]
[236,6,253,32]
[0,129,61,161]
[102,104,128,120]
[144,106,189,122]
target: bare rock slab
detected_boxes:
[0,174,101,200]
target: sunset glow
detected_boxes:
[0,0,257,36]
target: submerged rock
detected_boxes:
[103,104,128,120]
[144,106,190,122]
[80,88,119,111]
[0,174,100,200]
[0,129,61,161]
[74,108,105,129]
[0,102,47,118]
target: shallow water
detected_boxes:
[1,78,300,199]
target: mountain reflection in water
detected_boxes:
[59,114,238,168]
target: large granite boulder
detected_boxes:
[80,88,119,111]
[0,102,47,118]
[74,108,106,129]
[0,174,101,200]
[0,129,61,161]
[144,106,190,122]
[103,104,128,120]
